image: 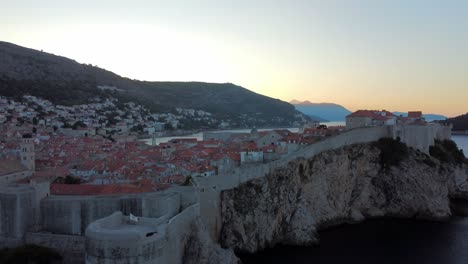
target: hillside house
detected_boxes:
[346,110,397,129]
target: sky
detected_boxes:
[2,0,467,117]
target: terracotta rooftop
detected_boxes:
[346,110,396,120]
[50,183,154,195]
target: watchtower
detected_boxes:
[20,134,35,171]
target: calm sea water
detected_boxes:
[241,135,468,264]
[239,218,468,264]
[453,135,468,157]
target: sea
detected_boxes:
[240,135,468,264]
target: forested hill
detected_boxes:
[0,41,307,128]
[444,113,468,131]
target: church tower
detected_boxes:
[20,134,35,172]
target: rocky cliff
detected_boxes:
[217,139,468,255]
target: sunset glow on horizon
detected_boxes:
[2,0,467,117]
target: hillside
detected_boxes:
[0,41,307,128]
[291,100,351,121]
[443,113,468,131]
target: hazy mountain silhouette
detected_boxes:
[291,100,351,121]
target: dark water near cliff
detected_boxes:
[453,136,468,158]
[240,136,468,264]
[239,218,468,264]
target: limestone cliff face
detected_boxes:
[219,143,468,253]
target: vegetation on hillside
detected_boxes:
[373,138,409,171]
[429,139,467,165]
[0,78,111,106]
[442,113,468,131]
[0,41,307,128]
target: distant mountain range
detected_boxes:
[291,100,448,122]
[0,41,308,129]
[290,101,351,122]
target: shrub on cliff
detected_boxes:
[0,244,63,264]
[181,176,193,186]
[429,139,466,165]
[374,138,409,171]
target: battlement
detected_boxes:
[85,203,200,264]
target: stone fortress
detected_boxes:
[0,123,453,263]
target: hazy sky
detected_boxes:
[2,0,467,117]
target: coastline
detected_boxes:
[239,216,468,264]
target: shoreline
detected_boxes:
[237,215,468,263]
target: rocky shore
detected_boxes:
[185,140,468,263]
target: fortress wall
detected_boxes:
[0,170,32,185]
[42,198,82,235]
[0,187,36,239]
[163,203,200,264]
[85,213,166,264]
[25,232,85,263]
[41,191,182,236]
[197,126,392,191]
[394,124,452,153]
[84,204,199,264]
[199,190,222,241]
[198,126,402,240]
[79,197,122,234]
[166,186,198,211]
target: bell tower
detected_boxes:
[20,134,35,172]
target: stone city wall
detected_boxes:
[0,170,32,185]
[25,232,84,253]
[163,203,201,264]
[393,124,451,153]
[85,212,167,264]
[41,191,181,236]
[85,204,200,264]
[197,124,450,240]
[197,126,392,191]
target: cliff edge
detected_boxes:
[216,139,468,255]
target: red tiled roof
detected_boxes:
[241,142,258,151]
[347,110,396,120]
[50,183,153,195]
[227,153,241,162]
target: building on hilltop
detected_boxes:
[399,111,426,125]
[345,110,397,130]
